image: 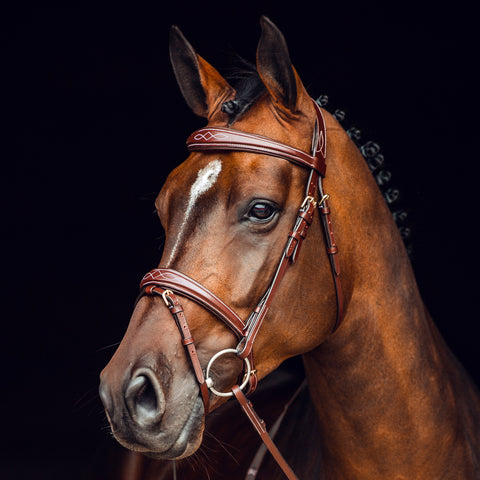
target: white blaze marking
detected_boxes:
[166,159,222,264]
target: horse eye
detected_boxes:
[246,202,277,223]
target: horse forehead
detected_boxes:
[175,158,224,211]
[188,159,222,196]
[158,158,224,266]
[166,152,294,196]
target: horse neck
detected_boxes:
[302,115,480,477]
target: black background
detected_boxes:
[4,4,479,478]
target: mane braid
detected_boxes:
[316,95,413,257]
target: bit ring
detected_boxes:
[205,348,251,397]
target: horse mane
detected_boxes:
[317,94,414,258]
[221,60,413,256]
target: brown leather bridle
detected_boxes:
[137,99,343,480]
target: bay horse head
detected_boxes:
[99,16,408,463]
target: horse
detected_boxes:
[99,16,480,479]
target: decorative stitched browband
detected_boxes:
[138,98,343,480]
[185,125,326,176]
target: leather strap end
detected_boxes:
[285,237,298,259]
[246,371,258,395]
[332,254,341,276]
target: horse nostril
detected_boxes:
[128,376,157,415]
[125,369,166,427]
[136,376,156,411]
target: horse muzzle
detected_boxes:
[99,356,205,459]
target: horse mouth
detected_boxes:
[146,396,205,460]
[112,394,205,460]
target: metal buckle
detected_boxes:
[161,289,174,307]
[301,195,317,209]
[318,194,330,207]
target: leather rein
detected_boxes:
[137,99,343,480]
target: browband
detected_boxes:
[186,100,327,176]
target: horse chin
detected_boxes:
[114,396,205,460]
[147,396,205,460]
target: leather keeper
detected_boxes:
[320,206,331,215]
[288,230,307,242]
[298,209,314,224]
[182,336,194,346]
[145,285,157,295]
[170,305,184,314]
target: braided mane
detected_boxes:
[316,94,413,257]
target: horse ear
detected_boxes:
[256,17,307,114]
[169,26,235,120]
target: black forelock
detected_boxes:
[220,56,266,124]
